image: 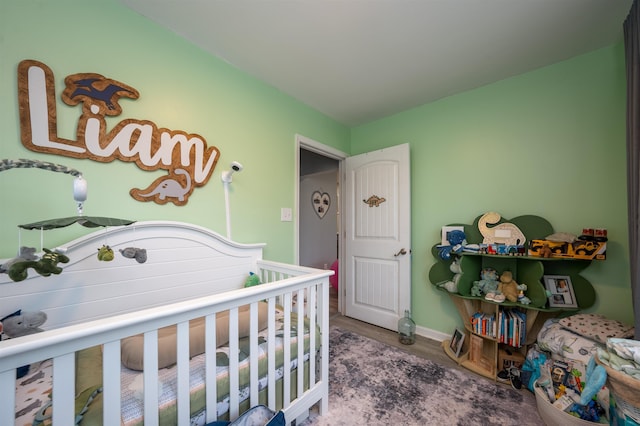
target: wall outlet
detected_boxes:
[281,208,292,222]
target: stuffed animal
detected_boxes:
[97,245,114,261]
[0,246,38,273]
[470,267,499,297]
[498,270,522,303]
[437,257,462,293]
[436,230,467,260]
[539,243,553,258]
[1,309,47,337]
[8,248,70,282]
[517,289,531,305]
[119,247,147,263]
[244,271,261,287]
[1,309,47,378]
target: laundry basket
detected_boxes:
[533,381,602,426]
[596,355,640,424]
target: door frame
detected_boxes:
[295,134,347,313]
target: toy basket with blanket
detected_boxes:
[532,313,636,424]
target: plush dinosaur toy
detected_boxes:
[7,248,70,282]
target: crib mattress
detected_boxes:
[14,308,317,426]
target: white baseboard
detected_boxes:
[416,324,449,342]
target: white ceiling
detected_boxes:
[119,0,633,127]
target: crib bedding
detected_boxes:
[119,308,315,426]
[15,359,53,426]
[14,307,317,426]
[121,302,270,371]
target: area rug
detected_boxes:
[300,326,544,426]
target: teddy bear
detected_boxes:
[0,309,47,378]
[437,257,462,293]
[470,267,499,297]
[498,270,524,303]
[539,243,553,258]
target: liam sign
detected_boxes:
[17,59,220,206]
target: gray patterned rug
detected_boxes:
[301,326,544,426]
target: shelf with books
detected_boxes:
[446,295,559,380]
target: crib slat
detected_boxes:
[176,321,190,426]
[309,284,317,386]
[103,340,122,425]
[319,277,330,415]
[283,292,292,408]
[205,314,217,423]
[297,288,305,398]
[249,302,259,407]
[229,307,240,420]
[267,296,276,409]
[52,353,75,425]
[0,370,15,426]
[143,330,159,425]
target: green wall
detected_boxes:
[0,1,349,262]
[352,44,633,331]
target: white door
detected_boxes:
[344,143,411,330]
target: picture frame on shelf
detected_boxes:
[449,328,465,357]
[543,275,578,308]
[441,226,464,246]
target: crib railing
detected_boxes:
[0,265,331,426]
[257,260,331,423]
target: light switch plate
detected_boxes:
[281,208,292,222]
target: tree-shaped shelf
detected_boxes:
[428,214,596,311]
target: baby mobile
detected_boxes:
[0,159,143,283]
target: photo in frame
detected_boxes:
[449,328,465,357]
[311,190,331,219]
[441,226,464,246]
[543,275,578,308]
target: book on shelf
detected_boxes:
[470,311,496,338]
[493,308,526,348]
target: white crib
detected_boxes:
[0,221,330,425]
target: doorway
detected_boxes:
[296,135,346,314]
[296,137,411,328]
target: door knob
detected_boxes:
[394,248,407,257]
